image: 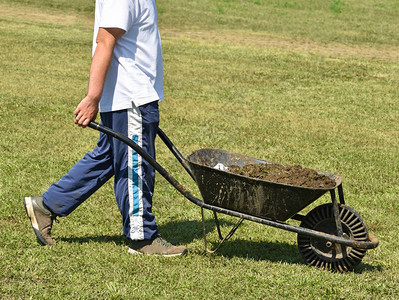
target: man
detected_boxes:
[23,0,187,256]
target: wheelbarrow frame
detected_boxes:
[88,121,379,253]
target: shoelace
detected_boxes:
[155,236,172,248]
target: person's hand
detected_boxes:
[73,96,99,128]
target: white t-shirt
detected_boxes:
[93,0,164,112]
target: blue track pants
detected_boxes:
[43,101,159,241]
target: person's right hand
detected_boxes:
[73,95,99,128]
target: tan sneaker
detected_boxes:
[23,196,56,245]
[128,236,187,256]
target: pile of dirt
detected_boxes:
[227,163,336,189]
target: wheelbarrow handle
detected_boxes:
[87,121,203,207]
[157,127,195,180]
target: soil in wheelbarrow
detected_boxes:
[227,163,336,189]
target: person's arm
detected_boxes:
[74,27,125,128]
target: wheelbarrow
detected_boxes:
[88,121,379,272]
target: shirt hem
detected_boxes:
[99,97,164,113]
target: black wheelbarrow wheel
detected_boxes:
[297,203,368,272]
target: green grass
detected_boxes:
[1,0,399,298]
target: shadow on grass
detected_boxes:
[159,217,383,273]
[59,217,381,273]
[60,234,126,246]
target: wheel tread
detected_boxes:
[297,203,368,272]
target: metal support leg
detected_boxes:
[330,189,344,237]
[338,184,345,204]
[201,207,244,253]
[330,189,347,258]
[213,211,223,240]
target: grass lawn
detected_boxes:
[1,0,399,298]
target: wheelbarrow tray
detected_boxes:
[186,148,342,222]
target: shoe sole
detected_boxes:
[23,197,47,245]
[128,248,187,257]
